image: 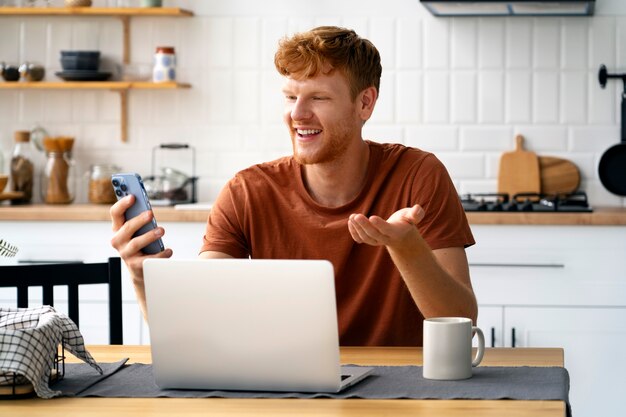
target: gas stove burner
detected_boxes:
[460,191,593,213]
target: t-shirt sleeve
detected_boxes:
[199,176,250,258]
[412,154,475,250]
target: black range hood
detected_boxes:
[420,0,595,16]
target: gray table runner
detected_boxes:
[53,359,128,396]
[55,362,570,416]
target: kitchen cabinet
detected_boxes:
[469,225,626,417]
[0,7,193,142]
[506,307,625,417]
[0,219,207,345]
[474,305,502,347]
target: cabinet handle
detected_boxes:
[469,263,565,268]
[160,143,189,149]
[511,327,516,348]
[490,327,496,347]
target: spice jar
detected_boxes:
[10,130,35,205]
[152,46,176,82]
[41,137,75,204]
[88,164,120,204]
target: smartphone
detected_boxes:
[111,173,165,255]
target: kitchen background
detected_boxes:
[1,0,625,207]
[2,3,625,415]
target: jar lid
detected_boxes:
[155,46,175,54]
[14,130,31,142]
[91,163,121,173]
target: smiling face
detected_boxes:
[282,70,368,165]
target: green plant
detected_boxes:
[0,239,18,257]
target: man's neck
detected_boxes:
[301,140,371,208]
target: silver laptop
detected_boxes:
[143,258,372,392]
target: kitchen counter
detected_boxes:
[0,204,210,222]
[1,204,626,225]
[465,206,626,225]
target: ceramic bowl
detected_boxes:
[60,51,100,71]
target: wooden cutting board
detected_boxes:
[497,134,541,198]
[539,156,580,195]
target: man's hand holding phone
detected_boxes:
[109,174,173,288]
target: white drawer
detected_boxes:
[468,225,626,306]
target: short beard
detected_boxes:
[291,125,353,165]
[293,138,349,165]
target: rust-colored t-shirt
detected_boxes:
[200,141,475,346]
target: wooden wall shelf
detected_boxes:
[0,7,193,17]
[0,81,191,90]
[0,7,194,142]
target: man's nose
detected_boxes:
[290,98,311,121]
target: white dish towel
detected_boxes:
[0,306,102,398]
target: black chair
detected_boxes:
[0,257,123,344]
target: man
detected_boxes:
[111,26,477,346]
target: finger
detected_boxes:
[117,231,167,266]
[110,194,135,231]
[348,215,364,243]
[124,226,165,257]
[139,247,173,261]
[121,210,154,240]
[350,215,384,245]
[110,210,153,251]
[356,215,390,242]
[368,215,395,236]
[405,204,425,225]
[351,222,375,245]
[156,248,173,258]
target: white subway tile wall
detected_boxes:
[0,0,624,206]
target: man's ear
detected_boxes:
[358,86,378,121]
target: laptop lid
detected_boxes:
[143,258,371,393]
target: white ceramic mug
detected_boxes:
[423,317,485,380]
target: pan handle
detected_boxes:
[599,64,626,91]
[598,65,626,143]
[598,64,608,88]
[621,91,626,143]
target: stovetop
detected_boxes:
[460,191,593,212]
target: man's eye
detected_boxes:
[285,95,297,101]
[312,96,326,100]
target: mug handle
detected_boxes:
[472,326,485,367]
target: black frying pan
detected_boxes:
[598,65,626,196]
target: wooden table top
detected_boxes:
[1,346,566,417]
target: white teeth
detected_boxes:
[297,129,321,135]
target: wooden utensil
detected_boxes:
[539,156,580,195]
[0,175,8,193]
[497,134,541,198]
[0,191,25,202]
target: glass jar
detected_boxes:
[88,164,120,204]
[152,46,176,83]
[0,146,4,176]
[10,130,35,205]
[41,150,75,204]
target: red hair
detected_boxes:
[274,26,382,100]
